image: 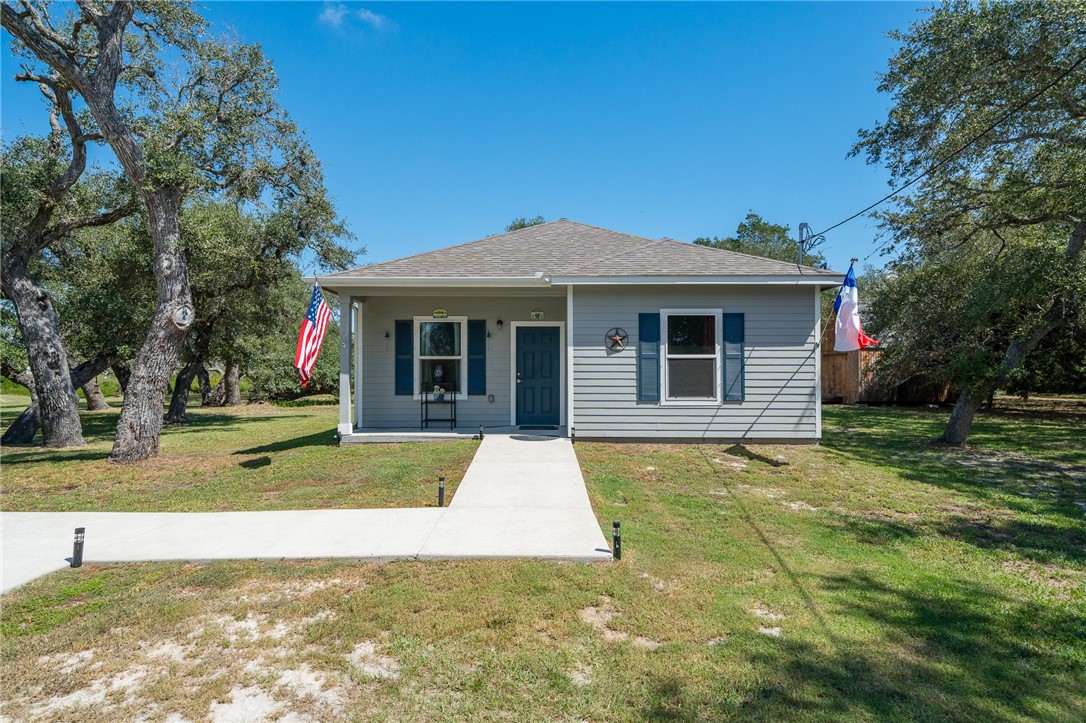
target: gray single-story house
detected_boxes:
[317,219,844,443]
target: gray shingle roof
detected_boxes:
[321,219,841,280]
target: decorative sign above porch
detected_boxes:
[432,308,448,319]
[530,308,545,320]
[605,327,628,351]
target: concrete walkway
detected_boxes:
[1,435,611,594]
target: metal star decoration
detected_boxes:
[605,327,629,351]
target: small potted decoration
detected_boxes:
[432,385,446,402]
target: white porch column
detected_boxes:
[354,299,363,430]
[566,284,575,434]
[338,293,353,436]
[814,286,822,440]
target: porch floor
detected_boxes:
[341,426,565,444]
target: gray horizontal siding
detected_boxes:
[571,285,819,440]
[357,295,565,429]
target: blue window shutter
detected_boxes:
[723,313,745,401]
[638,313,660,402]
[395,320,413,395]
[467,319,486,395]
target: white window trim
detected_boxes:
[660,308,723,406]
[413,316,468,400]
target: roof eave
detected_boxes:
[546,274,845,287]
[315,273,552,292]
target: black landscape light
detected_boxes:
[72,527,85,568]
[612,521,621,561]
[439,475,446,507]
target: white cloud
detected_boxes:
[319,2,349,27]
[356,8,393,31]
[318,3,395,32]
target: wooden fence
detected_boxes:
[820,321,951,404]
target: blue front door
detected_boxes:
[516,326,560,426]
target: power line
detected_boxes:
[813,51,1086,241]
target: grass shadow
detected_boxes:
[933,516,1086,566]
[238,455,272,469]
[1,449,112,465]
[722,444,788,467]
[636,568,1085,721]
[830,514,919,545]
[821,404,1086,565]
[233,429,338,455]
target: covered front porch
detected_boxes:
[328,285,571,445]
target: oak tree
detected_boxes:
[3,0,350,461]
[694,213,827,268]
[852,0,1086,444]
[0,98,135,447]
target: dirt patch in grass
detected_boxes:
[347,641,401,680]
[579,597,662,649]
[4,567,395,721]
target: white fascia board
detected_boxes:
[546,275,844,287]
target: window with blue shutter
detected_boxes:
[638,312,660,401]
[394,319,413,395]
[723,313,745,401]
[467,319,486,395]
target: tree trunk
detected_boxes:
[939,392,985,446]
[2,353,116,445]
[204,377,226,406]
[223,362,242,406]
[82,376,111,410]
[1,404,42,446]
[1,365,39,446]
[164,361,201,425]
[197,366,213,405]
[0,2,192,463]
[0,255,84,447]
[109,191,194,464]
[111,363,131,394]
[938,218,1085,445]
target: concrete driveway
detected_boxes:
[1,434,612,594]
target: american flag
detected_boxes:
[294,284,331,387]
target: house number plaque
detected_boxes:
[432,308,448,319]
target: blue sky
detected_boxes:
[2,1,928,274]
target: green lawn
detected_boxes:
[1,396,1083,721]
[0,394,477,511]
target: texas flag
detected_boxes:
[833,262,879,352]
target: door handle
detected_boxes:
[516,373,523,384]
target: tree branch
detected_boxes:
[88,0,134,96]
[17,0,73,53]
[2,3,91,93]
[42,199,139,247]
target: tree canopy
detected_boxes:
[853,0,1086,444]
[693,213,827,268]
[2,0,357,460]
[505,215,546,232]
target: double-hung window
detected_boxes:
[416,318,467,396]
[662,310,721,403]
